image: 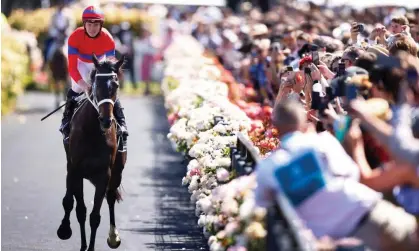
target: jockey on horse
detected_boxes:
[42,2,74,70]
[59,6,128,149]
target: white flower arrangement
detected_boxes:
[162,36,268,251]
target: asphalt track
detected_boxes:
[1,92,208,251]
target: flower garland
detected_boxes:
[162,35,280,251]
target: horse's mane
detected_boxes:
[89,58,125,84]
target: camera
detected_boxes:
[298,43,320,58]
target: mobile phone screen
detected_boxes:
[312,51,319,65]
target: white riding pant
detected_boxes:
[71,59,94,94]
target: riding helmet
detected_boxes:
[82,6,104,38]
[82,6,104,23]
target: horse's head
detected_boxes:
[91,54,125,131]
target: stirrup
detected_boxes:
[118,135,127,152]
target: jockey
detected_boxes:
[43,2,74,69]
[59,5,129,149]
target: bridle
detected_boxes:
[85,72,118,113]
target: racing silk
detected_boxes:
[67,27,115,89]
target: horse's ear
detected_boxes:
[114,55,125,72]
[92,53,99,67]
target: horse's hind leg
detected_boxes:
[57,173,74,240]
[87,173,109,251]
[73,176,87,251]
[55,80,61,108]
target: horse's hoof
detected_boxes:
[57,223,72,240]
[107,236,121,249]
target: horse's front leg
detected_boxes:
[106,188,121,249]
[87,172,109,251]
[106,171,123,248]
[57,171,75,240]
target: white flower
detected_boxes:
[197,197,212,214]
[213,123,227,134]
[216,230,227,240]
[188,176,199,193]
[216,158,231,167]
[224,221,239,237]
[239,199,255,221]
[190,190,199,203]
[198,215,207,227]
[200,174,209,184]
[216,168,230,182]
[181,176,190,186]
[205,215,217,225]
[221,199,239,216]
[208,235,217,246]
[187,159,200,171]
[210,241,224,251]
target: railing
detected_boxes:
[230,132,259,176]
[229,131,317,251]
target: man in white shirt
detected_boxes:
[254,98,419,251]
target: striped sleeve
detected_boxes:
[67,31,82,83]
[103,29,116,58]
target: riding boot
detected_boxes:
[113,99,128,151]
[59,89,79,146]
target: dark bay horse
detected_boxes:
[48,32,70,108]
[57,54,127,251]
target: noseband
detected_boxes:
[85,72,118,113]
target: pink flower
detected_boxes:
[189,168,201,177]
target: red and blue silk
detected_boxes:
[67,27,115,83]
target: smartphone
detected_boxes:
[338,63,345,76]
[312,51,320,65]
[287,66,293,72]
[311,91,321,110]
[334,115,352,143]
